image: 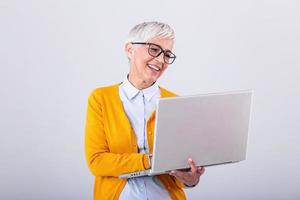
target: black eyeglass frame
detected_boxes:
[131,42,176,64]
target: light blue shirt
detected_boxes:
[118,77,171,200]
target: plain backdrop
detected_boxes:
[1,0,299,199]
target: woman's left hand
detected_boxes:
[169,158,205,187]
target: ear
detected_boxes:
[125,42,134,60]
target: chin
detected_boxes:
[149,74,160,82]
[142,77,157,87]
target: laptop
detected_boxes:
[119,90,253,179]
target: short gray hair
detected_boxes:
[126,21,175,43]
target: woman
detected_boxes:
[85,21,205,200]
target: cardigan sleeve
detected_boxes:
[84,92,150,177]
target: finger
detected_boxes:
[172,170,191,181]
[172,170,195,180]
[197,166,205,175]
[170,170,184,177]
[188,158,197,173]
[170,170,187,182]
[173,170,199,186]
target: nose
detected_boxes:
[154,52,165,64]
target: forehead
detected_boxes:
[147,37,174,51]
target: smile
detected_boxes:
[147,64,161,71]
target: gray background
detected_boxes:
[1,0,299,199]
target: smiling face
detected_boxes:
[125,37,174,89]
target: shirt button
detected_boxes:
[148,131,152,135]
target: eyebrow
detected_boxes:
[146,42,173,52]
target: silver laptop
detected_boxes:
[119,90,253,179]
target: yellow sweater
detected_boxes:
[85,83,186,200]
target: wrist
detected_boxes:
[142,154,151,169]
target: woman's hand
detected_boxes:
[169,158,205,187]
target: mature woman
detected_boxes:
[85,21,205,200]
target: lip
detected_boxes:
[147,64,162,72]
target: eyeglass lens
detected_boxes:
[148,44,175,64]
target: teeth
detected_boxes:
[148,64,160,71]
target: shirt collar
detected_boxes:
[121,76,159,101]
[142,81,159,102]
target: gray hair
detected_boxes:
[126,21,175,43]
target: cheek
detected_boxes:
[136,57,152,70]
[161,65,168,73]
[134,53,149,65]
[142,55,153,63]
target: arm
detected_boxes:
[84,92,150,177]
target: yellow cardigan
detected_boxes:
[85,83,186,200]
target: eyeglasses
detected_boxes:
[131,42,176,64]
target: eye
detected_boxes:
[165,51,175,58]
[149,47,160,53]
[165,54,171,58]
